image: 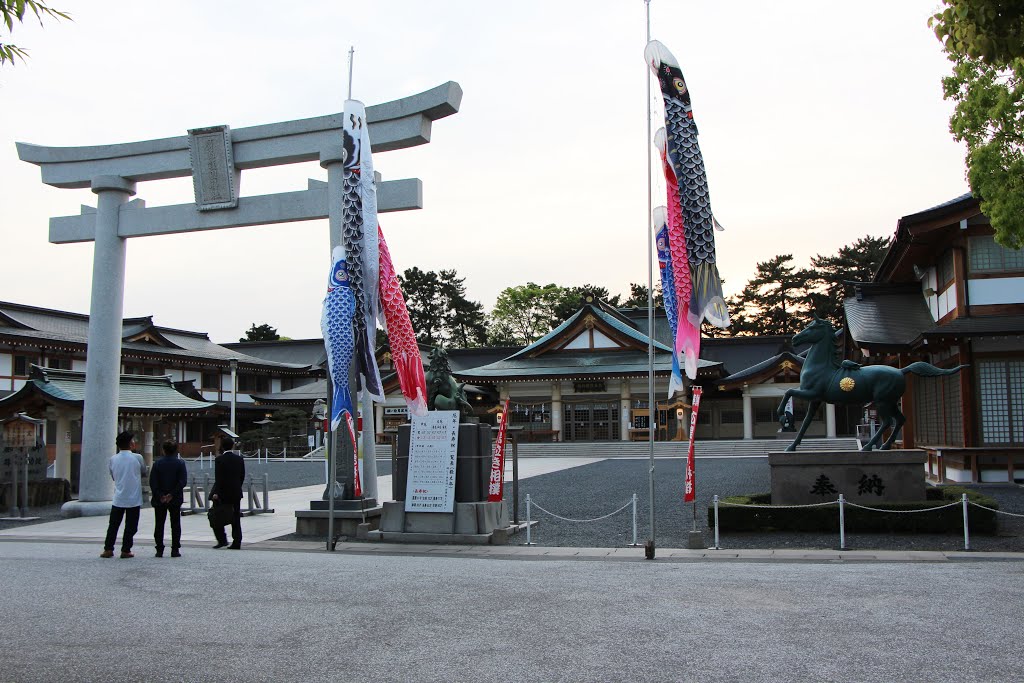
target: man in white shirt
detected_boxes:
[100,431,148,559]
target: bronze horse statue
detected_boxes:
[777,317,965,452]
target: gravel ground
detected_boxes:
[5,456,1023,552]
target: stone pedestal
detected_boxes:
[294,505,383,537]
[769,449,927,505]
[366,500,511,545]
[367,420,515,544]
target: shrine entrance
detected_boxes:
[563,401,621,442]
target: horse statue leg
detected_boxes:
[877,401,906,451]
[784,400,821,452]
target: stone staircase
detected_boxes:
[372,437,859,460]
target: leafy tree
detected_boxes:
[552,284,619,323]
[398,267,488,347]
[239,323,280,343]
[621,282,664,309]
[1,1,69,66]
[488,282,567,345]
[728,255,812,336]
[930,1,1024,64]
[930,1,1024,248]
[805,235,890,329]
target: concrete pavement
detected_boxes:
[0,540,1021,683]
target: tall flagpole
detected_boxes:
[644,0,657,560]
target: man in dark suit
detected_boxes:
[150,440,188,557]
[210,436,245,549]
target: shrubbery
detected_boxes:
[709,488,998,535]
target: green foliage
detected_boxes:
[727,254,812,336]
[551,284,619,323]
[239,408,311,447]
[399,267,488,347]
[488,282,567,345]
[929,0,1024,64]
[620,282,664,309]
[805,235,889,329]
[0,1,69,66]
[239,323,280,343]
[932,2,1024,249]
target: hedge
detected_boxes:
[709,488,999,535]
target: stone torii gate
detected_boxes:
[18,82,462,516]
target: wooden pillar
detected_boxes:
[959,341,975,447]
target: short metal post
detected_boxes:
[188,474,196,512]
[21,455,29,517]
[630,493,639,546]
[524,493,534,546]
[247,476,255,513]
[713,495,720,550]
[203,473,211,509]
[838,494,846,550]
[9,459,19,517]
[962,493,971,551]
[263,473,270,512]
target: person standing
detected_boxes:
[101,431,147,559]
[150,440,188,558]
[210,436,245,549]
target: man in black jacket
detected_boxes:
[210,436,245,549]
[150,440,188,558]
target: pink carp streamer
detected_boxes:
[377,225,428,416]
[656,128,701,382]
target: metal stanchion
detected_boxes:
[263,473,270,512]
[713,495,720,550]
[838,494,847,550]
[188,474,197,512]
[202,473,211,509]
[962,493,971,551]
[524,493,535,546]
[629,493,639,547]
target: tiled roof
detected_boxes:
[507,305,671,361]
[456,350,719,381]
[717,351,804,388]
[844,286,934,347]
[0,366,216,415]
[0,301,309,371]
[845,286,1024,347]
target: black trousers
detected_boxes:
[153,505,182,550]
[104,505,140,553]
[213,501,242,546]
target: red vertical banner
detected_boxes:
[345,413,362,498]
[487,400,510,502]
[684,386,703,503]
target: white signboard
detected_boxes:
[405,410,459,513]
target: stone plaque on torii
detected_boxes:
[17,82,462,516]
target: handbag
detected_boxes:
[207,503,234,527]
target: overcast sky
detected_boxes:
[0,1,967,343]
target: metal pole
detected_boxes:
[962,493,970,551]
[643,0,656,562]
[347,46,355,100]
[512,435,519,524]
[188,474,196,512]
[525,493,534,546]
[21,455,28,517]
[838,494,846,550]
[263,473,270,513]
[713,495,720,550]
[203,473,210,509]
[229,358,238,433]
[630,493,639,546]
[9,458,18,517]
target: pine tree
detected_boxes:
[806,236,889,329]
[729,255,811,336]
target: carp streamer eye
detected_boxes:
[673,77,686,94]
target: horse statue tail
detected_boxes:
[901,362,968,377]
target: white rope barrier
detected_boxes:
[523,493,637,547]
[530,498,633,523]
[845,500,962,513]
[712,491,1005,552]
[968,502,1024,518]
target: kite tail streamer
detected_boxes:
[377,225,429,416]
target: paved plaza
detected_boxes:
[2,455,1023,682]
